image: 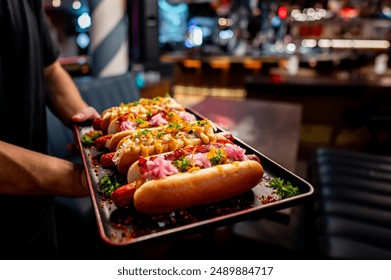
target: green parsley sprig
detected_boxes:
[99,174,127,198]
[81,132,101,145]
[268,177,299,198]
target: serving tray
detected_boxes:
[74,108,314,246]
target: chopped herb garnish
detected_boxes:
[210,149,224,165]
[135,117,145,124]
[197,119,209,126]
[168,122,182,130]
[81,132,101,145]
[99,174,127,198]
[134,129,151,138]
[157,131,166,138]
[173,156,191,172]
[268,177,299,198]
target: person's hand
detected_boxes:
[71,106,100,123]
[69,106,100,154]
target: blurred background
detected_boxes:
[43,0,391,166]
[44,0,391,74]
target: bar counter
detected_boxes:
[161,51,391,150]
[190,97,302,172]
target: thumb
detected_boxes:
[71,106,100,122]
[71,112,85,122]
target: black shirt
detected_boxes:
[0,0,60,259]
[0,0,59,151]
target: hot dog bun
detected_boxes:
[132,160,263,214]
[115,137,204,174]
[101,111,118,134]
[107,131,135,151]
[114,131,229,175]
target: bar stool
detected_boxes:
[308,147,391,259]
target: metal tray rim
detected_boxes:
[74,108,314,246]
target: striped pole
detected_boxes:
[88,0,129,77]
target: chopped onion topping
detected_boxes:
[186,153,211,169]
[223,143,248,161]
[178,111,197,122]
[142,156,179,179]
[149,113,168,126]
[120,120,137,131]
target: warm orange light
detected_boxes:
[278,59,290,69]
[209,59,230,69]
[183,59,201,69]
[243,59,262,70]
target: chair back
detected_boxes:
[308,147,391,259]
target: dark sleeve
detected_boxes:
[37,1,60,66]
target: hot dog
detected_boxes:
[94,96,187,134]
[112,119,231,174]
[106,110,197,151]
[90,110,198,152]
[106,109,197,135]
[104,141,264,214]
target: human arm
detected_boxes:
[44,60,100,125]
[0,140,88,196]
[0,62,96,196]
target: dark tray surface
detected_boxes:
[75,109,314,246]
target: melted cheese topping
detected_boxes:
[113,118,219,165]
[168,137,178,150]
[154,140,163,154]
[140,142,149,157]
[187,166,201,173]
